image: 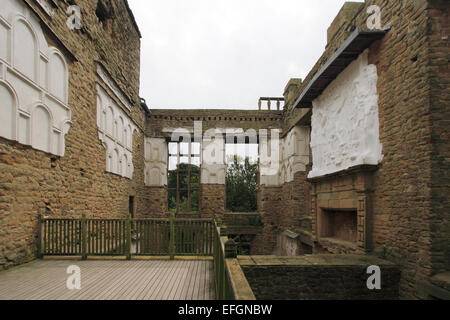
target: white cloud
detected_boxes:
[128,0,362,109]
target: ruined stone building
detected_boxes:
[0,0,448,299]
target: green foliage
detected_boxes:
[226,155,258,212]
[168,163,200,212]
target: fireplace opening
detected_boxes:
[320,209,357,243]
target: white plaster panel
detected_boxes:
[97,64,132,111]
[97,84,137,179]
[13,19,36,80]
[48,51,67,102]
[260,126,310,186]
[0,82,15,140]
[31,105,51,152]
[39,55,47,89]
[309,49,382,178]
[259,135,280,186]
[17,112,29,145]
[201,135,226,185]
[0,2,71,156]
[35,0,55,17]
[0,20,10,62]
[144,137,168,186]
[201,164,226,185]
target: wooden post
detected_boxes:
[126,214,132,260]
[220,225,227,237]
[169,212,175,260]
[81,213,87,260]
[37,214,44,259]
[224,239,237,258]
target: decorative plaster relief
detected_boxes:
[144,137,168,186]
[96,64,132,111]
[309,49,382,178]
[0,1,71,156]
[281,126,310,184]
[260,126,310,186]
[97,84,137,179]
[35,0,56,17]
[259,135,280,187]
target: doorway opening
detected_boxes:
[129,196,135,218]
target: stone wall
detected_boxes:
[252,169,311,255]
[146,109,283,137]
[427,0,450,278]
[0,0,146,269]
[240,255,400,300]
[199,184,226,219]
[138,187,167,218]
[283,0,447,299]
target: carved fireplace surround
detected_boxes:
[308,165,378,254]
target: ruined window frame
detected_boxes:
[168,141,201,214]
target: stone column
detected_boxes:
[144,137,168,217]
[200,129,226,218]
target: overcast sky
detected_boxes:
[128,0,362,109]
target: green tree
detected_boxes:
[226,155,258,212]
[168,163,200,212]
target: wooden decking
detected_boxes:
[0,259,215,300]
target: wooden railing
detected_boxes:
[39,215,214,259]
[213,221,256,300]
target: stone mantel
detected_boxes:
[306,164,379,184]
[308,164,379,253]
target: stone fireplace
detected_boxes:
[320,209,358,243]
[309,165,378,254]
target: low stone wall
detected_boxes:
[240,255,400,300]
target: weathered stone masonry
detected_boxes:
[0,0,448,300]
[0,0,146,268]
[281,0,449,299]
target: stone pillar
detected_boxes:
[143,137,168,217]
[200,130,226,218]
[259,130,281,187]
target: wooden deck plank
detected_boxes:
[101,261,148,300]
[132,261,167,300]
[0,260,215,300]
[160,259,182,300]
[176,260,194,300]
[205,260,215,300]
[139,261,171,300]
[166,260,189,300]
[92,261,146,300]
[111,260,165,300]
[5,261,71,300]
[188,259,201,300]
[60,261,123,300]
[151,260,180,300]
[126,260,165,300]
[197,261,207,299]
[65,261,126,300]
